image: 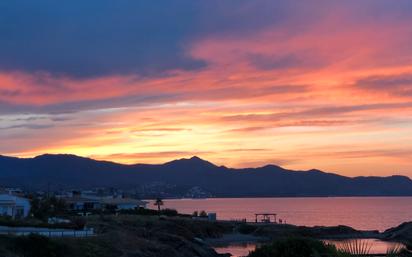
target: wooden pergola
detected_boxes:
[255,213,277,223]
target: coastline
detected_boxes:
[205,221,412,256]
[0,212,411,257]
[206,233,270,246]
[146,197,412,232]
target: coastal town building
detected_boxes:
[102,198,147,210]
[63,197,102,211]
[58,189,147,212]
[0,194,31,219]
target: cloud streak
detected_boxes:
[2,1,412,177]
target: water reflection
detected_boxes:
[213,239,405,257]
[155,197,412,231]
[323,239,405,255]
[213,242,259,257]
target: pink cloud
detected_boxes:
[2,2,412,176]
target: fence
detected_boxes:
[0,226,94,237]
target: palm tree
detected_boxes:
[154,198,164,214]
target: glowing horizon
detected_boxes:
[1,1,412,177]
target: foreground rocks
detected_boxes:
[0,215,232,257]
[80,215,231,257]
[383,222,412,249]
[215,222,381,242]
[2,215,412,257]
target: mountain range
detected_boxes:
[1,154,412,197]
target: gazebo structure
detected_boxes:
[255,213,277,223]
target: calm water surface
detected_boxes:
[213,243,258,257]
[153,197,412,231]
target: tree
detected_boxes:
[30,196,67,220]
[154,198,164,214]
[199,210,207,217]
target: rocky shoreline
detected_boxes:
[1,215,412,257]
[205,221,412,257]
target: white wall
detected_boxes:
[0,194,31,218]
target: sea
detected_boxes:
[152,197,412,231]
[149,197,412,257]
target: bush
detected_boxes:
[199,210,207,217]
[30,197,67,220]
[73,217,86,229]
[248,237,345,257]
[119,208,182,217]
[161,208,178,216]
[11,234,67,257]
[238,223,257,234]
[0,216,21,227]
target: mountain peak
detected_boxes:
[164,156,218,168]
[35,153,84,160]
[261,164,285,170]
[189,156,203,161]
[307,169,324,173]
[187,156,215,165]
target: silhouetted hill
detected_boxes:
[1,154,412,197]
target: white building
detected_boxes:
[102,198,148,210]
[0,194,31,219]
[63,197,102,211]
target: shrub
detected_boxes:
[199,210,207,217]
[73,217,87,229]
[161,208,178,216]
[248,237,345,257]
[119,207,181,217]
[11,234,67,257]
[238,223,257,234]
[30,197,67,221]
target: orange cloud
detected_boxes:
[2,3,412,177]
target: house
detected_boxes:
[57,189,147,212]
[58,190,101,212]
[102,198,148,211]
[63,197,147,212]
[0,194,31,219]
[63,197,102,212]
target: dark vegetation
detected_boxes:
[248,237,345,257]
[0,214,231,257]
[248,237,411,257]
[1,234,68,257]
[192,211,208,217]
[119,207,182,217]
[383,222,412,252]
[233,223,379,240]
[30,196,67,221]
[0,197,86,230]
[2,212,412,257]
[237,223,258,234]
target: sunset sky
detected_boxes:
[1,1,412,177]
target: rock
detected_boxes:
[383,222,412,241]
